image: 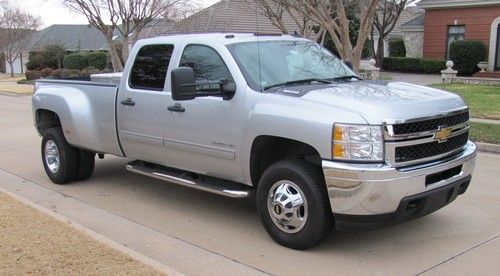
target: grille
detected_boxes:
[393,111,469,135]
[395,132,469,163]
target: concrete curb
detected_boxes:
[0,186,183,276]
[0,91,32,97]
[476,142,500,154]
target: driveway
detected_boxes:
[1,94,500,275]
[383,72,443,85]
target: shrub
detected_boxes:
[26,52,58,70]
[59,69,82,78]
[382,57,446,74]
[17,79,28,84]
[389,39,406,57]
[25,70,42,80]
[26,44,66,70]
[40,68,53,78]
[449,40,488,76]
[86,52,108,70]
[49,69,62,79]
[63,53,89,70]
[63,51,109,70]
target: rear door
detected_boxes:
[116,44,174,164]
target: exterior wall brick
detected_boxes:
[423,6,500,60]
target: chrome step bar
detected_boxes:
[126,160,253,198]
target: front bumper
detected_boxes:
[322,141,477,229]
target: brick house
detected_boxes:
[410,0,500,72]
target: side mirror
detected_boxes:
[171,66,237,101]
[221,82,236,99]
[171,67,196,101]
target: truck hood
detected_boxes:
[296,81,466,124]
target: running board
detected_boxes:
[126,160,253,198]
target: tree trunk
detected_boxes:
[121,35,130,63]
[8,61,14,77]
[375,35,385,67]
[106,37,124,72]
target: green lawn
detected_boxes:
[469,122,500,144]
[430,84,500,120]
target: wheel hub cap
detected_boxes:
[267,180,308,234]
[44,140,60,173]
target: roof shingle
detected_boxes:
[164,0,300,35]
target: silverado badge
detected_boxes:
[434,126,453,143]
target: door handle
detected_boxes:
[167,103,185,112]
[121,98,135,106]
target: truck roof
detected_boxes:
[137,32,309,46]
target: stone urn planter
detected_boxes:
[477,61,488,72]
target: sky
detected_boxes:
[17,0,220,28]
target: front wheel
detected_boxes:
[256,160,334,250]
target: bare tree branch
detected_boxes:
[63,0,124,71]
[63,0,190,68]
[269,0,379,71]
[0,1,40,76]
[372,0,418,66]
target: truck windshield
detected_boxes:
[227,40,356,91]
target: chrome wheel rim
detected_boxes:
[267,180,308,234]
[44,140,60,173]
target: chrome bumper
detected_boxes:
[322,141,477,215]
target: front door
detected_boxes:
[164,44,244,182]
[117,44,174,164]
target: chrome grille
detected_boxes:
[395,132,469,163]
[392,111,469,135]
[385,109,470,166]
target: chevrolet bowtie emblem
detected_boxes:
[434,127,452,143]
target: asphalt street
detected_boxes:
[1,94,499,275]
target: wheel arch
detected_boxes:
[35,109,62,136]
[249,135,323,187]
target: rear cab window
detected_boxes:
[129,44,174,91]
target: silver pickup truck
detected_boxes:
[32,33,476,249]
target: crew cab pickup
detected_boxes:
[32,33,476,249]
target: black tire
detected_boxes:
[41,128,78,184]
[256,159,334,250]
[74,149,95,181]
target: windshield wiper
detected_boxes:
[263,78,332,90]
[328,75,362,81]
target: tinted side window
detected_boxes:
[130,44,174,90]
[180,45,233,82]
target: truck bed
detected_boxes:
[33,78,123,156]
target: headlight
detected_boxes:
[332,124,384,161]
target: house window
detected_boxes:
[446,25,465,59]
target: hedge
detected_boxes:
[26,45,66,70]
[389,39,406,57]
[63,53,88,70]
[25,67,112,81]
[86,52,108,70]
[382,57,446,74]
[449,40,488,76]
[63,51,108,70]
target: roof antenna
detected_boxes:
[255,5,263,92]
